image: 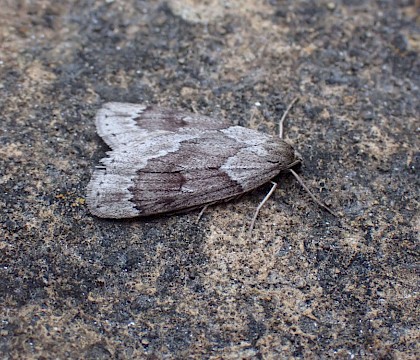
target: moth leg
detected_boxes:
[289,169,337,217]
[248,181,278,237]
[191,104,198,114]
[196,204,210,223]
[279,97,299,139]
[196,201,219,223]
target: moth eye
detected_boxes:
[96,192,100,196]
[112,133,117,137]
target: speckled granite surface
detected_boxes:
[1,1,418,358]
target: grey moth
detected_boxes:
[86,102,330,224]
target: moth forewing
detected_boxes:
[87,101,333,229]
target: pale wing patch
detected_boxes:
[221,126,271,146]
[100,130,202,168]
[221,147,279,190]
[87,171,140,218]
[95,102,151,149]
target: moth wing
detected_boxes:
[87,126,296,218]
[95,102,230,149]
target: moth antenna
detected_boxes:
[279,97,299,139]
[248,181,278,237]
[288,169,337,217]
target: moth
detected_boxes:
[86,100,334,233]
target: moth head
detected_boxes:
[265,139,302,171]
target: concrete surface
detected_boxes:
[1,0,418,358]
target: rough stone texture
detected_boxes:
[1,0,418,358]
